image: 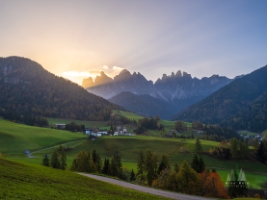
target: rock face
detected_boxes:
[82,69,233,119]
[82,69,232,102]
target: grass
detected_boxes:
[2,119,267,190]
[238,130,258,136]
[47,117,110,130]
[0,120,87,154]
[0,158,168,200]
[112,110,144,121]
[262,129,267,139]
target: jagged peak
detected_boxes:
[119,69,131,76]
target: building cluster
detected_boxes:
[85,126,135,137]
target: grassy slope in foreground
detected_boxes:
[0,158,167,200]
[0,120,86,153]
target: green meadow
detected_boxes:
[0,120,87,154]
[1,117,267,190]
[112,110,144,121]
[0,158,167,200]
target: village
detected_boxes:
[54,124,136,137]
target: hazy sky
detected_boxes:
[1,0,267,85]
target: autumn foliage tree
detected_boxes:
[200,170,229,198]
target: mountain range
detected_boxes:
[83,69,233,119]
[0,56,119,121]
[174,64,267,132]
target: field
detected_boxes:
[112,110,144,121]
[0,120,87,154]
[1,116,267,190]
[0,158,167,200]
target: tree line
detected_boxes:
[134,116,164,134]
[1,111,48,127]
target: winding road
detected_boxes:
[78,173,213,200]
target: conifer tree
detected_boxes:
[174,162,179,173]
[42,154,50,167]
[195,138,203,154]
[137,150,145,179]
[176,160,200,195]
[50,150,60,169]
[130,169,136,181]
[58,145,67,170]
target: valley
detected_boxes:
[1,113,266,191]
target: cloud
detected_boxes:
[60,65,124,85]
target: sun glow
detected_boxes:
[60,65,124,85]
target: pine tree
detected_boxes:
[92,149,102,172]
[102,158,110,175]
[50,150,60,169]
[130,169,136,181]
[145,150,154,186]
[137,150,145,178]
[58,145,67,170]
[174,162,179,173]
[195,138,203,154]
[42,154,50,167]
[157,154,170,175]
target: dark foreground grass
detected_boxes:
[0,158,168,200]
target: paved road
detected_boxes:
[78,173,213,200]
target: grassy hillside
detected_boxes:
[2,118,266,189]
[0,120,86,154]
[0,158,167,200]
[112,110,144,121]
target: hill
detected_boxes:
[110,92,205,119]
[0,120,87,154]
[174,64,267,132]
[0,56,119,121]
[109,92,175,119]
[83,69,232,119]
[0,158,166,200]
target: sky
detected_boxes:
[1,0,267,85]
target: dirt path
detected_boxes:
[78,173,213,200]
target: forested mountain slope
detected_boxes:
[0,56,119,120]
[174,64,267,132]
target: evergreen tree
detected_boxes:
[42,154,50,167]
[92,149,102,172]
[58,145,67,170]
[145,150,155,186]
[130,169,136,181]
[102,158,110,175]
[174,162,179,173]
[50,150,60,169]
[230,138,239,159]
[113,150,122,177]
[191,155,205,173]
[157,154,170,175]
[176,160,200,195]
[198,157,205,173]
[137,150,145,179]
[191,154,199,172]
[195,138,203,154]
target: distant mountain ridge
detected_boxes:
[174,64,267,132]
[83,69,233,119]
[0,56,119,120]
